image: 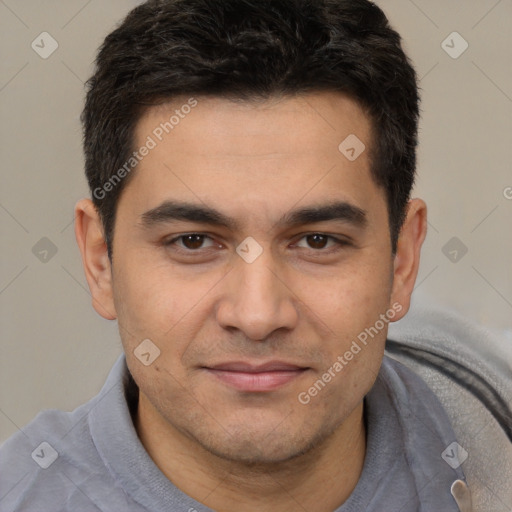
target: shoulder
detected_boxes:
[386,301,512,512]
[0,399,101,511]
[0,356,136,512]
[386,303,512,437]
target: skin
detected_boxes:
[75,92,427,512]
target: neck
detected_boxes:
[136,396,366,512]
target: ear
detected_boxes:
[390,198,427,321]
[74,199,117,320]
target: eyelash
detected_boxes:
[164,234,218,252]
[163,233,351,255]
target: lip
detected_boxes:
[203,361,309,392]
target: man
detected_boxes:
[1,0,502,510]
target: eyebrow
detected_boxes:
[140,201,239,230]
[139,200,367,231]
[281,202,367,229]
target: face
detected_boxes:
[78,92,423,465]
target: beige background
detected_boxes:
[1,0,511,444]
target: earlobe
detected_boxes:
[74,199,117,320]
[390,198,427,321]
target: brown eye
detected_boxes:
[181,234,206,249]
[306,234,329,249]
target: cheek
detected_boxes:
[297,261,392,384]
[113,253,175,323]
[111,252,224,361]
[295,258,393,329]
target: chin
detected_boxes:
[204,437,308,466]
[190,417,337,468]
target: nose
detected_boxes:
[215,249,299,341]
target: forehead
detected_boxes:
[121,92,384,227]
[137,92,372,159]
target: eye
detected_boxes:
[167,234,216,250]
[295,233,345,250]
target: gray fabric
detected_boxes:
[0,355,465,511]
[335,356,466,512]
[387,302,512,512]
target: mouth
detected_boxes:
[202,361,310,392]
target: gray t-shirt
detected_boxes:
[0,355,467,511]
